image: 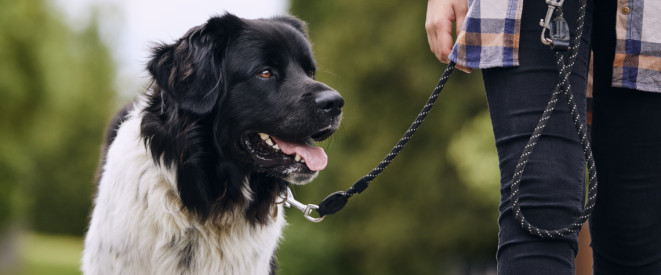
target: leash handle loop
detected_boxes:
[510,0,596,238]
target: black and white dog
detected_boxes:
[82,14,343,274]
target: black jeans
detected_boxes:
[590,1,661,274]
[482,0,661,273]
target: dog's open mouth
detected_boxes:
[242,132,330,173]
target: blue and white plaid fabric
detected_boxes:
[613,0,661,92]
[450,0,661,93]
[449,0,523,68]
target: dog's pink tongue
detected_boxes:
[271,137,328,171]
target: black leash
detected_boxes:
[511,0,597,238]
[282,63,455,222]
[289,0,596,240]
[314,62,457,217]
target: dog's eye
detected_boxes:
[307,71,315,79]
[258,69,273,79]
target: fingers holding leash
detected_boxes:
[425,0,472,73]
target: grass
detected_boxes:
[14,233,83,275]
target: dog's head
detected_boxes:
[141,14,342,223]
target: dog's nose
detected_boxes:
[315,90,344,115]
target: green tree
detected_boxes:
[278,1,500,274]
[0,0,116,235]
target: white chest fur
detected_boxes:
[82,106,286,275]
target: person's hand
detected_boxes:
[425,0,471,73]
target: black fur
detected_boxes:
[96,104,133,184]
[139,13,343,225]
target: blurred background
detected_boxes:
[0,0,501,274]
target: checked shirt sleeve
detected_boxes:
[449,0,524,69]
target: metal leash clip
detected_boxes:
[539,0,570,51]
[282,187,325,223]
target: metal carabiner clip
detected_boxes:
[281,187,325,223]
[539,0,565,46]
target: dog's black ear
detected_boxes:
[272,15,308,37]
[148,14,244,114]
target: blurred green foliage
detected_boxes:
[278,0,500,274]
[0,0,115,235]
[16,233,83,275]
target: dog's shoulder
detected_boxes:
[104,103,134,148]
[94,102,136,185]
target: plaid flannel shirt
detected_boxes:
[449,0,661,93]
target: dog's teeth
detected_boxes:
[272,144,280,151]
[258,133,270,140]
[294,154,302,162]
[265,139,274,146]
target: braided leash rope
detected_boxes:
[346,62,457,195]
[510,0,597,238]
[311,0,596,241]
[315,62,456,217]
